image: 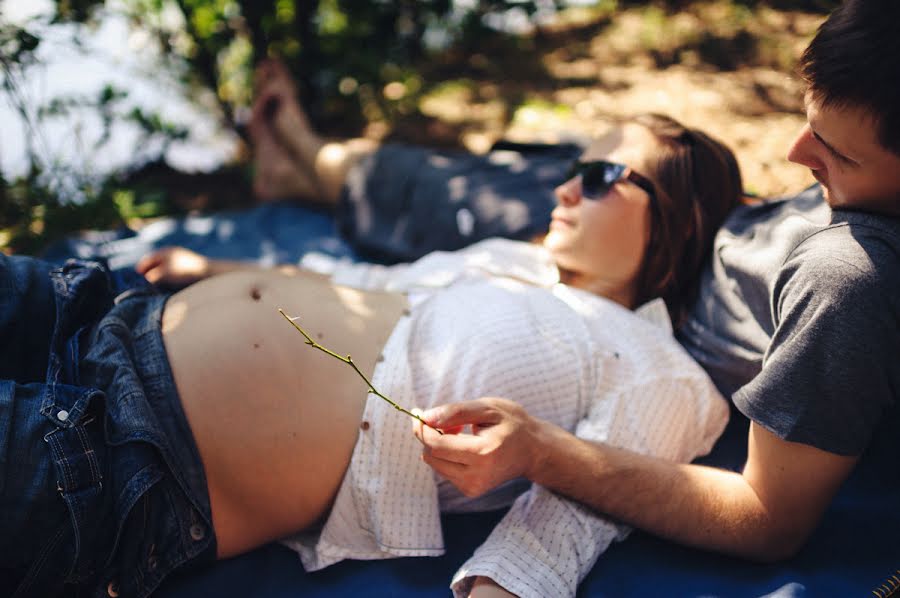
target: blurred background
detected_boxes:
[0,0,834,254]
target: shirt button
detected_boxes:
[376,354,385,363]
[147,556,159,572]
[106,580,120,597]
[360,421,370,431]
[189,523,206,541]
[57,410,69,422]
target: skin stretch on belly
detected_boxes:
[161,268,408,558]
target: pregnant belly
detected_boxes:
[161,268,407,557]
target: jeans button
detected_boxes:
[106,580,120,597]
[189,523,206,541]
[57,410,69,422]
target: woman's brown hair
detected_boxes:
[625,113,743,327]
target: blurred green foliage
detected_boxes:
[1,0,837,254]
[2,0,571,253]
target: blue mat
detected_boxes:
[154,413,900,597]
[41,201,358,273]
[46,202,900,597]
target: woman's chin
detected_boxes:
[542,231,567,252]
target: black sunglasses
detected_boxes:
[565,160,657,202]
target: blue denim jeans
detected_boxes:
[337,141,583,263]
[0,255,215,597]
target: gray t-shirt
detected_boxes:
[678,185,900,456]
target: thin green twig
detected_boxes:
[278,308,443,435]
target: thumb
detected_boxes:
[422,399,501,430]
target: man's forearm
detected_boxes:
[416,399,857,562]
[529,420,847,562]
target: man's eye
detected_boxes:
[828,146,854,165]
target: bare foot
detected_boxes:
[251,60,325,175]
[249,59,377,206]
[250,122,320,201]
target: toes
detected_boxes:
[253,58,279,90]
[254,58,297,98]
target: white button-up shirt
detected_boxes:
[283,239,729,598]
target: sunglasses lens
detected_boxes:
[580,162,626,199]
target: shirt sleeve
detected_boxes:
[733,231,900,455]
[451,373,729,598]
[450,484,626,598]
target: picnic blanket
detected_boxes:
[43,201,900,597]
[150,410,900,597]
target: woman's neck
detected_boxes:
[557,266,636,310]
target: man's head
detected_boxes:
[788,0,900,214]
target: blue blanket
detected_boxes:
[46,202,900,597]
[152,414,900,597]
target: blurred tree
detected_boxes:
[2,0,567,252]
[48,0,575,134]
[2,0,835,254]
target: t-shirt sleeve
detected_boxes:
[733,230,900,455]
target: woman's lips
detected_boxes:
[550,210,575,228]
[549,217,573,231]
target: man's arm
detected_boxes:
[415,398,858,561]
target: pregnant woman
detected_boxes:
[3,113,740,598]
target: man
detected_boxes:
[413,1,900,594]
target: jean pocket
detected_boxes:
[14,413,107,596]
[103,461,164,572]
[103,464,171,597]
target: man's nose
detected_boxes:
[787,124,826,170]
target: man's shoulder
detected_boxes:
[784,210,900,289]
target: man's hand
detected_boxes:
[412,398,547,498]
[136,246,212,288]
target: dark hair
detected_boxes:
[799,0,900,157]
[624,114,743,328]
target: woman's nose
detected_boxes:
[555,176,582,206]
[787,124,826,171]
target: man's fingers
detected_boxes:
[421,429,486,465]
[421,400,501,431]
[421,451,469,483]
[440,424,466,435]
[413,418,477,468]
[413,413,455,446]
[412,411,464,446]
